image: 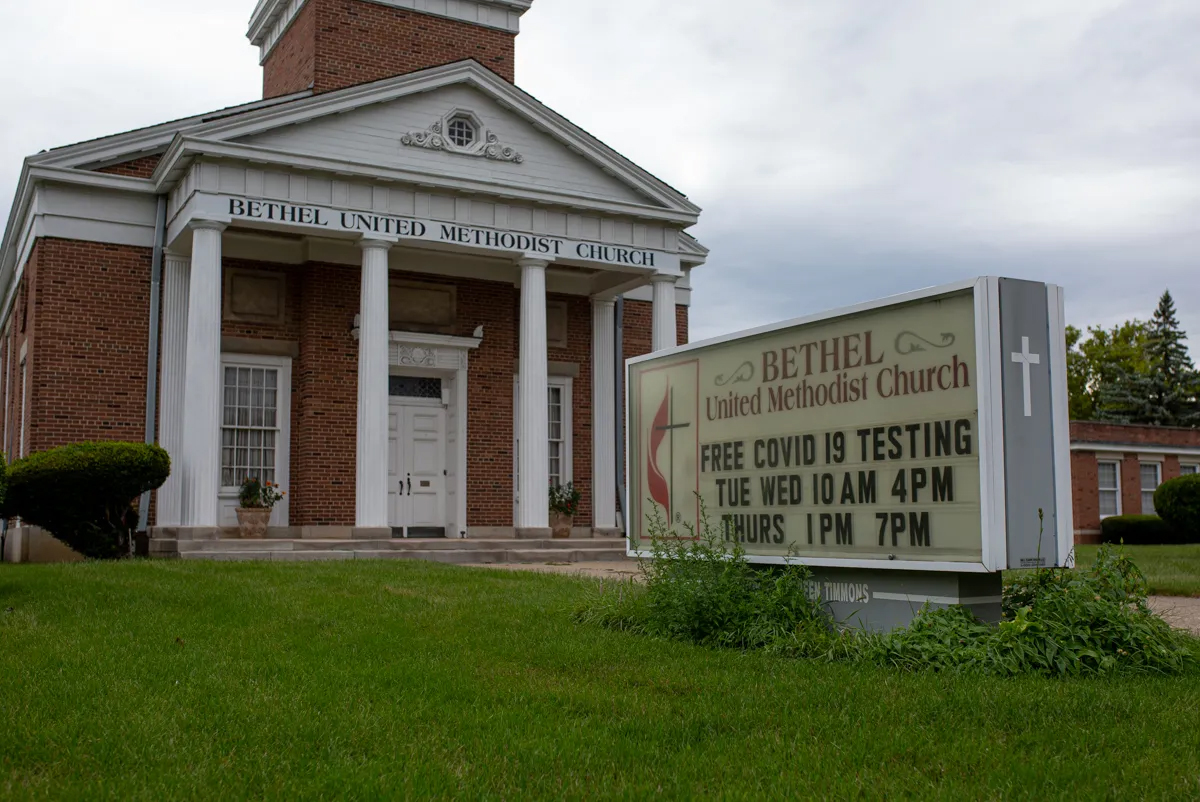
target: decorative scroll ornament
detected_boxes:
[396,345,438,367]
[401,120,524,164]
[715,361,755,386]
[894,331,956,355]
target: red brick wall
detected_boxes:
[263,0,318,98]
[95,154,162,179]
[1120,454,1143,516]
[676,304,689,346]
[1070,420,1200,448]
[292,263,360,525]
[263,0,516,99]
[1072,451,1100,542]
[24,239,152,452]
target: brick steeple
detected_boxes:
[248,0,533,99]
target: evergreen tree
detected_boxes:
[1098,290,1200,426]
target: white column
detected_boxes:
[591,298,617,531]
[157,252,189,527]
[181,221,225,528]
[517,257,550,532]
[651,274,678,352]
[356,239,392,529]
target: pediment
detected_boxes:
[231,83,655,208]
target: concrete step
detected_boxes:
[174,542,631,564]
[175,538,626,553]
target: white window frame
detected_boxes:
[218,353,292,526]
[1097,460,1121,519]
[512,375,574,519]
[1139,461,1162,515]
[1181,463,1199,476]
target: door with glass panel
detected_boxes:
[388,376,447,537]
[218,356,292,528]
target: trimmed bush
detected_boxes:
[1099,514,1185,546]
[4,442,170,560]
[1154,474,1200,542]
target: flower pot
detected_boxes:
[235,507,272,539]
[550,511,573,540]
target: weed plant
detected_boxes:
[574,503,1200,677]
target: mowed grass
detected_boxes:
[1075,544,1200,597]
[2,561,1200,800]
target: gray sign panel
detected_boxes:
[807,567,1003,631]
[998,279,1058,568]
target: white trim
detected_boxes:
[1180,463,1199,475]
[1138,460,1162,516]
[218,352,293,527]
[625,551,995,573]
[1097,459,1122,519]
[1071,443,1200,457]
[1047,284,1074,566]
[976,277,1007,572]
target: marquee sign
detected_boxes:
[626,278,1072,574]
[183,193,681,274]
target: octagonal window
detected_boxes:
[447,116,477,148]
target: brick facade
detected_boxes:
[96,154,163,179]
[1070,421,1200,543]
[263,0,516,99]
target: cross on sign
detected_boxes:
[653,386,691,521]
[1011,336,1041,418]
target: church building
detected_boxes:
[0,0,707,559]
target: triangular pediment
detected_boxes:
[234,83,653,206]
[187,62,698,217]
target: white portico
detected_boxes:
[131,60,706,540]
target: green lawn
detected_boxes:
[1075,544,1200,597]
[2,561,1200,800]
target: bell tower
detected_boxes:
[248,0,534,99]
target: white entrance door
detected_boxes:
[389,400,447,537]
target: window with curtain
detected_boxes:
[221,365,280,487]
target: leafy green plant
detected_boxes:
[238,476,286,509]
[1100,514,1185,545]
[1154,474,1200,542]
[548,482,581,517]
[4,442,170,560]
[575,504,1200,677]
[576,500,831,651]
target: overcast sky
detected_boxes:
[2,0,1198,348]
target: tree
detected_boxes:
[1067,320,1150,420]
[1097,290,1200,426]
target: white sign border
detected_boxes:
[624,276,1045,574]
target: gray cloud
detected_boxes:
[3,0,1198,349]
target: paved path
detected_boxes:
[1148,595,1200,636]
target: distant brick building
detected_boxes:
[0,0,708,560]
[1070,421,1200,543]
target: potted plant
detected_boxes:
[548,481,581,539]
[236,476,286,539]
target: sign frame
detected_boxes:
[625,277,1073,574]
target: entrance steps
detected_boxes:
[165,537,631,565]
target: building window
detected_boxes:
[221,364,280,487]
[1140,462,1161,515]
[513,376,574,515]
[548,384,565,487]
[1181,464,1198,476]
[1097,461,1120,518]
[447,116,477,148]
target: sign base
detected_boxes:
[801,566,1003,631]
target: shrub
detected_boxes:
[574,502,830,651]
[1154,474,1200,542]
[1100,514,1185,545]
[5,442,170,560]
[575,504,1200,677]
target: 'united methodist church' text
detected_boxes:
[706,330,972,422]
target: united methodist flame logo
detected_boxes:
[647,380,692,522]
